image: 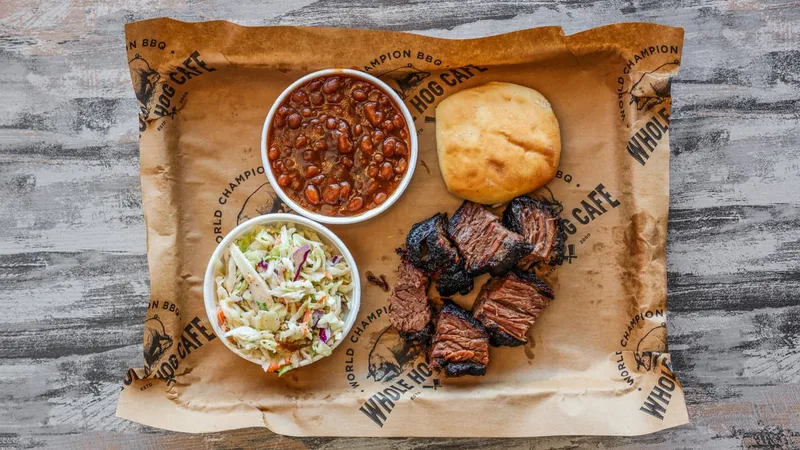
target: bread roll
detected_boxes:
[435,82,561,205]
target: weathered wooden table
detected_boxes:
[1,1,798,448]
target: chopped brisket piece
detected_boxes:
[388,257,433,343]
[502,196,566,269]
[472,270,554,347]
[406,213,457,272]
[429,300,489,377]
[447,201,533,276]
[437,262,474,297]
[406,213,473,296]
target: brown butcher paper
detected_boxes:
[117,18,688,436]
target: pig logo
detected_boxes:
[634,323,667,371]
[236,182,289,225]
[129,54,160,131]
[377,64,431,100]
[628,61,679,112]
[367,326,425,383]
[143,314,173,370]
[535,186,564,215]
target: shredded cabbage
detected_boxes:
[214,223,352,374]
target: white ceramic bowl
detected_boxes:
[261,68,418,225]
[203,213,361,370]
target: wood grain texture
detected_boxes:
[1,0,798,448]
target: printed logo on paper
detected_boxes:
[126,38,217,133]
[124,315,217,389]
[611,308,681,422]
[129,54,161,129]
[614,352,681,421]
[360,49,490,121]
[614,44,682,166]
[339,306,440,428]
[210,166,291,244]
[143,314,173,368]
[376,64,432,100]
[628,62,679,113]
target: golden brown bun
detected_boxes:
[435,82,561,205]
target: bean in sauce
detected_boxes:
[268,75,411,216]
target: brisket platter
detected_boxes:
[447,201,533,276]
[429,300,490,377]
[502,196,566,269]
[472,270,555,347]
[406,213,473,296]
[384,196,566,377]
[388,256,434,343]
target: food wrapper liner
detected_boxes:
[117,19,688,436]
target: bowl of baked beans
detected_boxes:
[261,69,418,224]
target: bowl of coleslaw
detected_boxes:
[203,213,360,375]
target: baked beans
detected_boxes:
[268,75,410,216]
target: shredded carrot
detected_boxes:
[268,358,290,373]
[217,309,225,325]
[319,294,327,302]
[325,271,332,279]
[303,309,311,324]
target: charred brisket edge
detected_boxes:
[430,357,487,377]
[488,329,526,347]
[488,239,535,277]
[502,195,568,267]
[406,212,452,273]
[405,214,435,271]
[501,196,527,233]
[548,212,567,266]
[406,212,473,295]
[436,262,474,296]
[441,299,488,336]
[510,269,555,299]
[443,361,487,377]
[399,322,434,345]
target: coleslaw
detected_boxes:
[213,222,353,374]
